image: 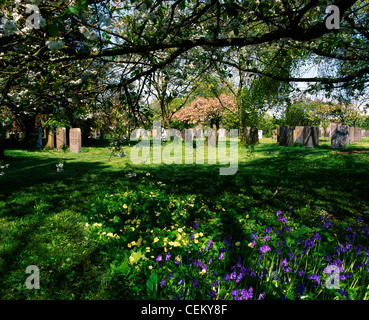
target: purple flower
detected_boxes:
[265,227,273,234]
[212,280,218,287]
[166,252,171,261]
[252,233,258,240]
[281,258,291,273]
[209,290,216,299]
[219,253,224,261]
[231,289,239,298]
[263,235,270,242]
[192,278,199,288]
[160,279,165,288]
[241,287,253,300]
[259,245,271,253]
[178,279,183,285]
[206,240,213,251]
[156,254,162,262]
[230,270,237,280]
[276,210,283,217]
[296,282,307,297]
[308,274,321,286]
[224,274,231,282]
[278,216,287,224]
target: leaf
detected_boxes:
[146,272,158,298]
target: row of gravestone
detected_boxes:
[275,125,366,148]
[45,127,82,153]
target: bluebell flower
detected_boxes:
[224,274,231,282]
[296,282,307,297]
[265,227,273,234]
[209,290,216,299]
[259,244,271,253]
[160,279,165,288]
[206,240,213,251]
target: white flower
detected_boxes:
[70,79,82,85]
[1,18,18,37]
[45,40,65,52]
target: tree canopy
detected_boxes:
[1,0,369,135]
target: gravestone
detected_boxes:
[319,126,324,138]
[331,125,349,148]
[45,128,55,149]
[362,130,366,138]
[279,126,294,146]
[258,130,263,140]
[56,127,67,150]
[294,126,304,144]
[354,128,361,142]
[349,127,355,144]
[218,128,226,139]
[272,129,277,140]
[303,126,319,148]
[205,128,217,147]
[69,128,82,153]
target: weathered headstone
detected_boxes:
[45,128,55,149]
[279,126,294,146]
[362,130,366,138]
[69,128,82,153]
[258,130,263,140]
[319,126,324,138]
[218,128,226,139]
[272,129,277,140]
[349,127,355,144]
[56,127,67,150]
[354,128,361,142]
[303,126,319,148]
[294,126,304,144]
[331,125,349,148]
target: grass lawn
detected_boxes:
[1,137,369,299]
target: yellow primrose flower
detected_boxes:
[200,268,207,275]
[194,239,199,244]
[146,247,150,253]
[246,215,249,219]
[153,237,159,243]
[248,242,255,248]
[178,228,183,233]
[123,204,128,209]
[127,243,132,248]
[129,256,135,264]
[235,241,241,246]
[199,232,204,237]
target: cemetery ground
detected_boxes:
[1,137,369,300]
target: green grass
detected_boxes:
[1,137,369,299]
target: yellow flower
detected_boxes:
[131,227,135,232]
[200,268,207,275]
[153,237,159,243]
[177,228,183,233]
[235,241,241,246]
[248,242,254,248]
[199,232,204,237]
[127,243,132,248]
[246,215,249,219]
[148,265,153,270]
[129,256,135,264]
[131,241,136,246]
[194,239,199,244]
[123,204,128,209]
[146,247,151,253]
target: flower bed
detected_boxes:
[85,190,369,300]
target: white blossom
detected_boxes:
[45,40,65,52]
